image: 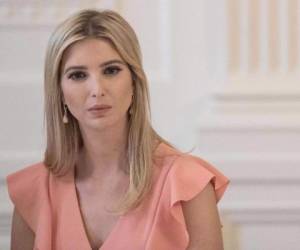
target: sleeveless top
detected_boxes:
[6,142,230,250]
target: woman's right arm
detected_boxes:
[10,207,34,250]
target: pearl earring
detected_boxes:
[63,104,69,124]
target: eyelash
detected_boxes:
[104,66,122,76]
[67,66,122,81]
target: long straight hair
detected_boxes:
[43,9,174,214]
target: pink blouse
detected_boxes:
[6,142,229,250]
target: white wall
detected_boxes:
[1,0,300,249]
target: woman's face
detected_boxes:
[60,38,133,131]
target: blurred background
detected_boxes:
[1,0,300,249]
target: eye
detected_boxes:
[103,66,122,76]
[67,71,87,81]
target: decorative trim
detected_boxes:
[215,74,300,100]
[197,115,300,131]
[192,151,300,183]
[220,202,300,224]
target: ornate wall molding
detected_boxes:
[221,202,300,224]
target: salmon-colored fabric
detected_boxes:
[6,142,229,250]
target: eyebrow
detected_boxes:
[63,59,126,75]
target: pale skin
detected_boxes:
[10,38,224,250]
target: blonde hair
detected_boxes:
[43,8,174,214]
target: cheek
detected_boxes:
[61,84,72,105]
[61,84,85,113]
[113,73,133,107]
[119,83,133,108]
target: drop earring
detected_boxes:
[63,104,69,124]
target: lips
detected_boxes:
[88,104,112,111]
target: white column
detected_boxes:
[260,0,269,74]
[240,0,249,74]
[249,0,260,73]
[227,0,240,73]
[288,0,298,73]
[268,0,279,73]
[278,0,289,74]
[297,0,300,74]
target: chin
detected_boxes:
[88,119,112,130]
[81,113,128,131]
[89,116,123,130]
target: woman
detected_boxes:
[7,9,229,250]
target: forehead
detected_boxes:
[61,38,122,68]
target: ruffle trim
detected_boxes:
[167,154,229,247]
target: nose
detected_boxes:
[90,75,105,97]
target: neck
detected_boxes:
[76,118,129,182]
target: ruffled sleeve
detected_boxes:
[166,154,229,248]
[6,162,49,232]
[169,154,229,205]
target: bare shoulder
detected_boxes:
[10,207,35,250]
[181,182,224,250]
